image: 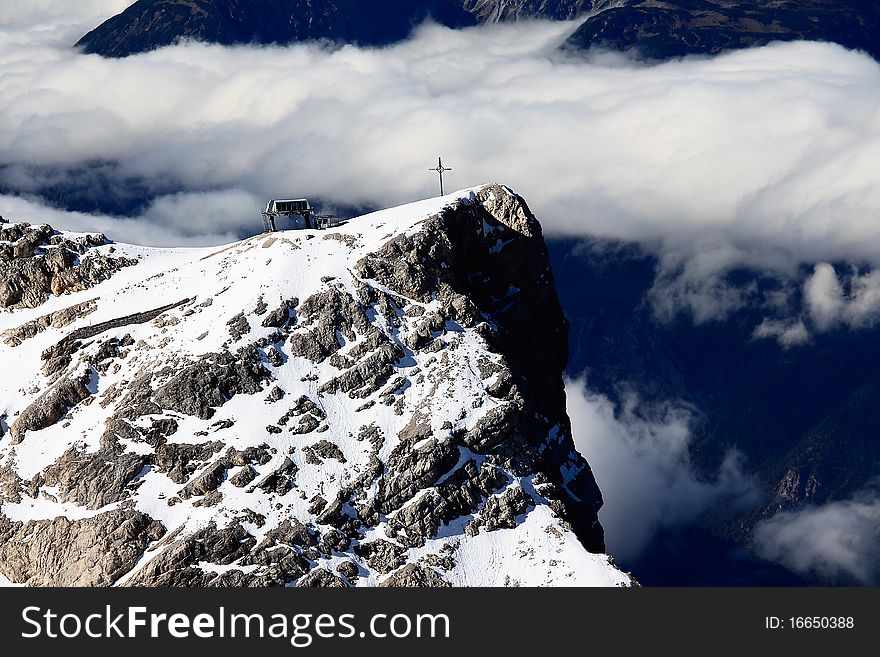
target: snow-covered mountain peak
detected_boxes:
[0,184,630,587]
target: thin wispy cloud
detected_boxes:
[566,380,758,562]
[754,489,880,584]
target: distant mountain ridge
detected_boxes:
[462,0,598,22]
[563,1,880,61]
[77,0,880,60]
[76,0,478,57]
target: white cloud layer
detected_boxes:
[0,9,879,264]
[0,190,249,247]
[754,490,880,584]
[566,379,758,562]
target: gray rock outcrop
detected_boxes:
[0,223,136,310]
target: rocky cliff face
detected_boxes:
[0,185,630,587]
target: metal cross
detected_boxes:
[429,157,452,196]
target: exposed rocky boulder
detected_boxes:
[42,445,148,509]
[473,486,535,533]
[356,539,408,574]
[380,563,450,587]
[0,222,136,310]
[9,369,93,445]
[152,349,270,420]
[296,568,349,588]
[0,510,164,587]
[126,523,256,587]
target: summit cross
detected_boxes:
[429,157,452,196]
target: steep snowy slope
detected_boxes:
[0,185,630,587]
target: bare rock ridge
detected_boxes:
[0,185,630,587]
